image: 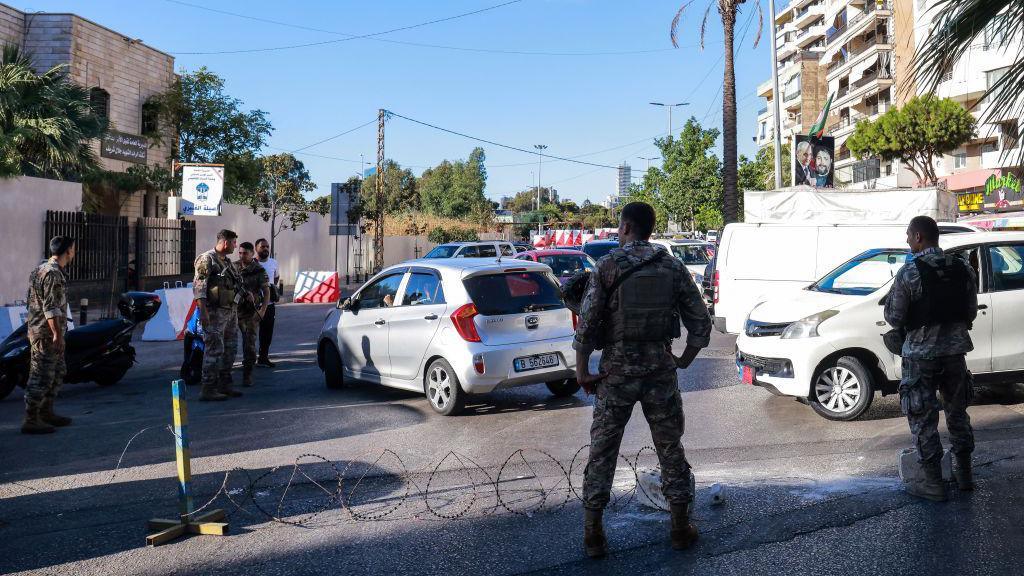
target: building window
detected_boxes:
[953,151,967,169]
[760,121,767,140]
[89,88,110,120]
[141,98,159,136]
[983,15,1010,50]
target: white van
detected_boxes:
[736,231,1024,420]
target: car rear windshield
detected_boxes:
[463,272,565,315]
[538,255,595,276]
[425,245,459,258]
[583,243,616,261]
[671,245,710,265]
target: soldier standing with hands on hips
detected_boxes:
[193,229,243,401]
[234,242,270,387]
[885,216,978,501]
[572,202,711,558]
[21,236,76,434]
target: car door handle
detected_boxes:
[374,319,386,326]
[977,304,988,310]
[423,314,438,320]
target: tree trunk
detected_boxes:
[269,202,277,258]
[721,7,739,224]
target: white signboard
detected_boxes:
[181,165,225,216]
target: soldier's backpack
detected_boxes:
[906,255,975,331]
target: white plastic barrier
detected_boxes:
[293,271,340,303]
[142,286,197,341]
[0,304,75,341]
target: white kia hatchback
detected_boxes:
[736,231,1024,421]
[318,258,579,415]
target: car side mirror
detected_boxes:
[340,297,356,312]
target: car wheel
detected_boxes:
[545,378,581,398]
[425,359,465,416]
[809,356,874,421]
[323,343,345,390]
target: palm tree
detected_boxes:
[671,0,763,224]
[0,45,106,180]
[911,0,1024,165]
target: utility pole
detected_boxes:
[649,102,689,138]
[768,0,784,189]
[374,109,385,273]
[534,144,547,235]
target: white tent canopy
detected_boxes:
[744,186,958,224]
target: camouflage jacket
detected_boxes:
[573,240,712,377]
[884,246,977,359]
[193,249,238,304]
[233,260,269,314]
[26,258,68,337]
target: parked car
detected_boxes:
[582,239,619,262]
[706,229,719,244]
[317,258,580,415]
[736,231,1024,421]
[651,239,714,285]
[513,241,535,253]
[424,241,516,259]
[702,250,717,312]
[713,222,977,335]
[515,249,596,284]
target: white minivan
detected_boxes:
[736,232,1024,420]
[711,222,976,334]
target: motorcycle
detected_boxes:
[0,292,161,400]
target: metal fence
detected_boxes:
[136,217,196,278]
[44,210,129,282]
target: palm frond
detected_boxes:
[753,0,764,48]
[701,2,713,50]
[670,2,691,48]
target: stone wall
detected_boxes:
[0,176,83,306]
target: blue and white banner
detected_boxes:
[181,165,225,217]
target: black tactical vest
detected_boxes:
[905,255,974,330]
[607,250,679,343]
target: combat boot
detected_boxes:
[905,463,947,502]
[583,508,608,559]
[242,366,254,387]
[219,375,243,398]
[954,453,974,491]
[199,384,228,402]
[670,504,699,550]
[21,407,56,434]
[39,398,72,427]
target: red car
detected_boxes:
[515,249,597,284]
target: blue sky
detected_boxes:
[26,0,771,204]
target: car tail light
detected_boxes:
[473,353,485,374]
[571,312,579,330]
[713,270,720,304]
[451,303,481,342]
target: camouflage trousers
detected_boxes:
[900,356,975,468]
[583,370,693,510]
[238,312,260,369]
[24,329,67,411]
[201,306,238,392]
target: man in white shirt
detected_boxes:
[255,238,282,367]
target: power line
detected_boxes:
[288,119,377,153]
[386,111,620,169]
[167,0,524,55]
[165,0,708,57]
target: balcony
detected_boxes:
[757,79,774,98]
[983,145,1023,170]
[826,23,847,44]
[853,71,883,89]
[758,105,769,116]
[827,0,891,46]
[794,4,824,27]
[784,89,802,102]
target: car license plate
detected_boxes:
[741,365,754,385]
[514,353,559,372]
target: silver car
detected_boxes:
[317,258,580,415]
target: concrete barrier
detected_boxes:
[142,287,196,341]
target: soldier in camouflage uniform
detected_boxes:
[22,236,76,434]
[885,216,978,501]
[193,229,243,401]
[233,242,270,387]
[574,202,711,558]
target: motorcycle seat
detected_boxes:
[66,319,131,350]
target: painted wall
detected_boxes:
[0,176,83,305]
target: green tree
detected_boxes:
[419,147,489,218]
[671,0,763,225]
[149,67,272,200]
[911,0,1023,166]
[845,95,976,185]
[508,186,557,213]
[0,45,106,180]
[623,183,669,233]
[245,153,317,255]
[361,159,418,215]
[739,142,791,191]
[657,118,723,232]
[82,165,175,216]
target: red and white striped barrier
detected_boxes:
[142,287,197,341]
[293,271,340,303]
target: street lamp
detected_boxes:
[649,102,689,138]
[534,144,547,235]
[638,156,659,171]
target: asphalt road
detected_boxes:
[2,303,1024,576]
